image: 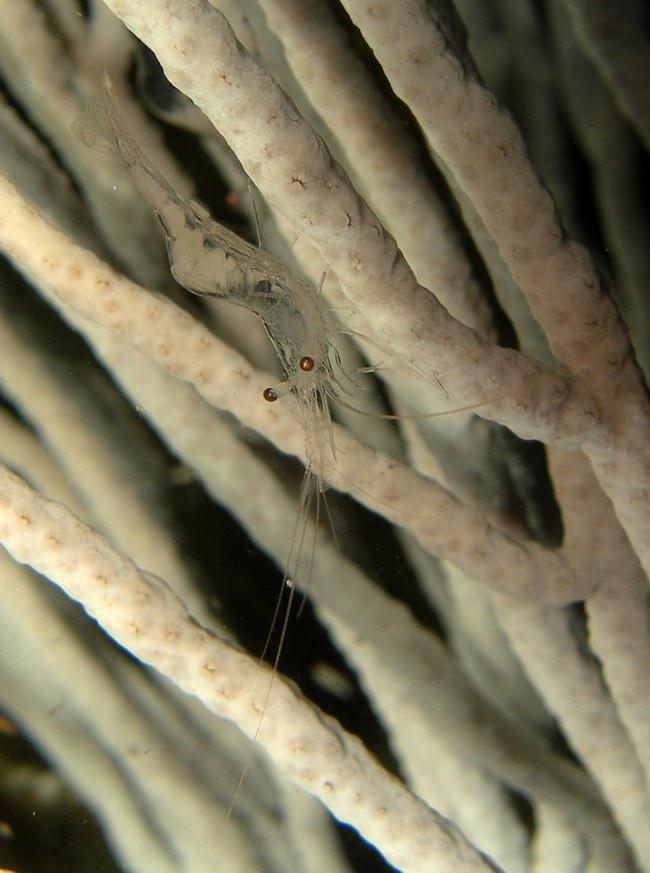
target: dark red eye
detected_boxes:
[263,387,278,402]
[299,356,315,372]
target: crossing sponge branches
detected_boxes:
[0,1,648,871]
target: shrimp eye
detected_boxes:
[299,356,315,372]
[263,387,278,402]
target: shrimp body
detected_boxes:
[78,80,340,502]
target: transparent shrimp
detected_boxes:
[76,79,383,819]
[75,77,346,678]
